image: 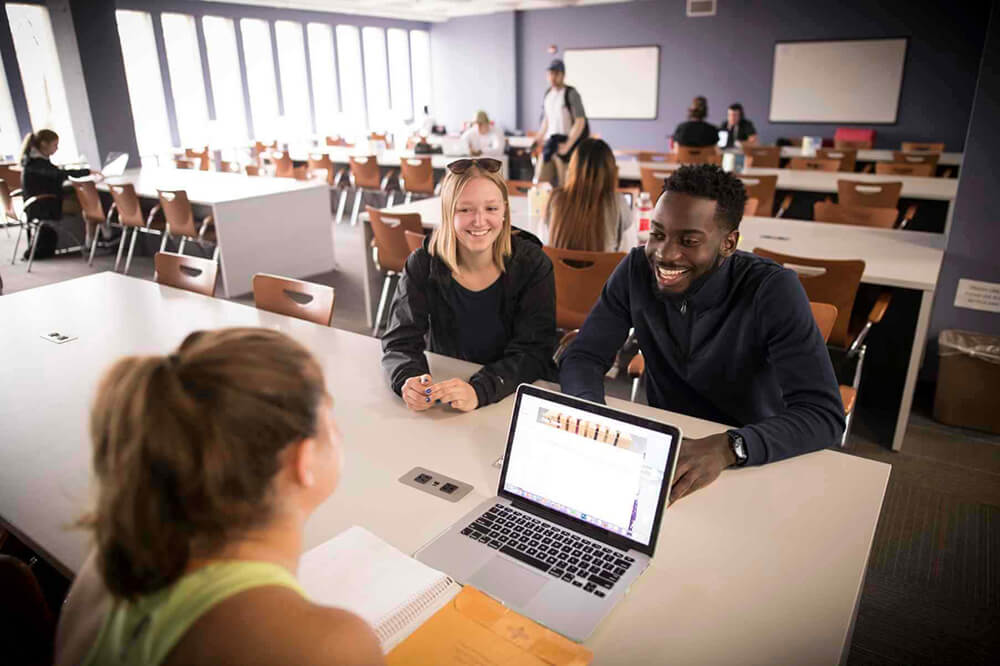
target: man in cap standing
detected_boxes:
[533,59,589,186]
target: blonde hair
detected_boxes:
[430,165,512,275]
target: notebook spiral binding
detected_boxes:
[374,575,456,646]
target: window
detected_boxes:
[239,18,280,141]
[307,23,340,138]
[202,16,248,148]
[409,30,431,119]
[0,50,21,159]
[161,13,210,149]
[6,4,79,162]
[387,29,412,121]
[361,27,390,131]
[114,10,172,163]
[274,21,311,142]
[335,25,365,140]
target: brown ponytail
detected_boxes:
[84,328,326,600]
[19,128,58,163]
[688,96,708,121]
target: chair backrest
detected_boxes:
[810,302,838,343]
[735,174,777,216]
[816,148,857,172]
[218,160,239,173]
[369,132,389,148]
[349,155,382,190]
[174,158,194,170]
[543,246,626,331]
[245,164,260,176]
[404,230,425,253]
[0,180,18,222]
[753,247,865,347]
[834,128,875,149]
[252,273,335,326]
[184,147,210,170]
[890,151,940,167]
[901,142,944,153]
[367,206,423,274]
[639,166,677,197]
[743,197,759,217]
[307,153,335,185]
[272,151,294,178]
[813,201,898,229]
[506,180,533,197]
[399,157,434,194]
[787,157,842,172]
[837,179,902,208]
[637,151,675,164]
[154,252,218,296]
[875,162,935,177]
[69,177,104,225]
[675,145,720,165]
[743,145,781,168]
[326,136,351,147]
[108,182,144,227]
[157,189,198,237]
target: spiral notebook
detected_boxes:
[298,526,462,652]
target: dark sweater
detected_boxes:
[20,155,88,221]
[381,230,559,408]
[673,120,720,148]
[559,249,844,465]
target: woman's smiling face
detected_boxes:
[452,176,505,256]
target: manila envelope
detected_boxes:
[386,586,593,666]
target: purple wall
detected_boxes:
[516,0,990,150]
[430,11,516,133]
[928,1,1000,346]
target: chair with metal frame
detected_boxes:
[787,157,842,172]
[874,162,935,177]
[0,180,21,238]
[639,166,677,197]
[69,177,119,265]
[813,200,916,229]
[900,142,944,153]
[404,229,426,254]
[398,157,438,203]
[154,251,218,296]
[270,151,295,178]
[9,190,88,272]
[368,206,424,336]
[891,151,939,168]
[743,145,781,168]
[837,179,902,208]
[184,146,210,171]
[107,182,164,275]
[151,189,227,297]
[816,148,857,172]
[252,273,335,326]
[346,156,395,225]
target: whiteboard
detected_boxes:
[563,47,659,119]
[769,39,907,123]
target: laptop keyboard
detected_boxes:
[461,503,635,598]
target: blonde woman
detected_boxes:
[544,138,636,252]
[381,158,557,412]
[54,329,384,666]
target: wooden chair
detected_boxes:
[891,151,940,168]
[9,188,83,272]
[637,151,675,164]
[743,145,781,168]
[874,162,935,177]
[404,230,425,253]
[69,177,118,265]
[152,189,226,296]
[810,302,838,344]
[837,180,902,208]
[743,197,760,216]
[901,142,944,153]
[217,160,240,173]
[108,182,164,275]
[184,147,210,171]
[399,157,437,203]
[787,157,842,172]
[154,251,218,296]
[506,180,534,197]
[173,158,195,170]
[813,201,915,229]
[369,132,390,149]
[817,148,857,172]
[735,174,778,217]
[325,136,352,147]
[368,206,424,335]
[244,164,260,176]
[252,273,335,326]
[675,145,720,165]
[307,153,340,186]
[639,166,677,198]
[0,180,21,238]
[347,156,394,225]
[271,151,295,178]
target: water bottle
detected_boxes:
[636,191,653,242]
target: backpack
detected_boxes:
[540,85,590,142]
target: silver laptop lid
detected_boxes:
[498,385,681,557]
[101,152,129,177]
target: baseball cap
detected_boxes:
[547,59,565,73]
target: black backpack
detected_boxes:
[540,85,590,143]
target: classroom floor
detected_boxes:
[1,217,998,664]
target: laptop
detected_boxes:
[416,384,681,641]
[100,152,129,178]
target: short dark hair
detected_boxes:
[662,164,747,231]
[728,102,744,114]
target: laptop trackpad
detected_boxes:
[469,557,548,607]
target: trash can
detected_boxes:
[933,330,1000,434]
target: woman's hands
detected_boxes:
[401,374,479,413]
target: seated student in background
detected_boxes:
[54,329,384,666]
[542,137,636,252]
[461,110,506,158]
[19,129,92,260]
[382,158,557,412]
[719,102,758,148]
[672,96,720,149]
[560,165,844,504]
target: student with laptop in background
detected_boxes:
[559,165,844,504]
[719,102,759,148]
[460,110,506,158]
[381,158,558,413]
[532,59,589,187]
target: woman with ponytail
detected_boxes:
[54,328,384,666]
[672,95,721,149]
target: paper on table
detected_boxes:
[298,525,460,651]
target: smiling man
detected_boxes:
[559,164,844,504]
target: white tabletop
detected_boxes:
[98,168,325,205]
[311,146,509,173]
[0,272,889,663]
[777,146,962,166]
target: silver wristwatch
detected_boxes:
[727,430,748,467]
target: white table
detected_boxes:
[301,146,510,178]
[98,168,334,297]
[371,197,943,452]
[777,146,963,167]
[0,272,889,664]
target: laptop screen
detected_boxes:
[499,386,680,553]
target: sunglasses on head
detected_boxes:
[446,158,502,174]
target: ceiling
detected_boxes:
[197,0,632,23]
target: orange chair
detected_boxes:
[787,157,842,172]
[735,174,779,217]
[874,162,935,177]
[173,158,195,170]
[368,206,424,335]
[369,132,390,149]
[244,164,261,176]
[398,157,437,203]
[346,156,394,225]
[404,230,425,253]
[252,273,335,326]
[675,145,720,165]
[901,142,944,153]
[69,177,118,265]
[837,180,902,208]
[816,148,857,172]
[154,251,218,296]
[506,180,534,197]
[743,198,760,216]
[184,146,210,171]
[639,166,678,197]
[152,189,226,296]
[813,201,915,229]
[107,182,164,275]
[743,145,781,168]
[9,187,82,272]
[270,151,295,178]
[891,151,939,168]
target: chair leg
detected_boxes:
[372,274,393,337]
[335,189,348,224]
[124,229,142,275]
[841,408,855,448]
[11,223,23,264]
[152,233,169,280]
[88,223,105,265]
[630,376,641,403]
[26,222,43,273]
[386,191,395,208]
[178,237,187,256]
[350,190,363,226]
[404,192,412,204]
[114,228,129,272]
[214,247,230,298]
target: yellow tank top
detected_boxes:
[83,561,304,666]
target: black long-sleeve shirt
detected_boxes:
[21,155,88,220]
[559,249,844,465]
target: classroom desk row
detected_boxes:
[0,271,890,664]
[290,146,511,178]
[366,195,944,453]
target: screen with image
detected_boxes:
[502,392,674,547]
